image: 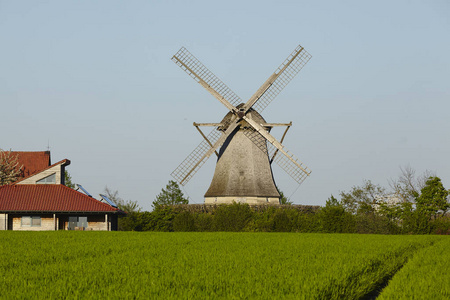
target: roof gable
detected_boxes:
[0,184,123,213]
[14,159,70,185]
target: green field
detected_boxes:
[0,232,448,299]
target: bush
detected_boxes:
[173,211,196,232]
[143,206,178,232]
[355,213,399,234]
[117,200,440,234]
[248,207,276,232]
[401,209,432,234]
[318,197,356,233]
[292,211,320,232]
[430,215,450,235]
[194,213,214,232]
[212,203,253,231]
[272,210,293,232]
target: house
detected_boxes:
[0,152,125,231]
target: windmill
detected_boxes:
[171,44,312,204]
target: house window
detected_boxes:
[68,216,88,230]
[21,216,41,227]
[37,173,56,184]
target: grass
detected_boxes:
[0,232,446,299]
[378,236,450,300]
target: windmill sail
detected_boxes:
[242,119,311,185]
[171,47,244,185]
[172,47,242,111]
[171,127,222,185]
[251,45,311,114]
[268,143,311,184]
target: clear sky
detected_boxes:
[1,0,449,210]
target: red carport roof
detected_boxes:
[0,184,123,213]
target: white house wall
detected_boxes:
[0,214,7,230]
[11,216,55,231]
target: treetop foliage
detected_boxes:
[64,171,76,189]
[104,186,141,214]
[388,165,435,203]
[340,180,386,215]
[417,177,449,217]
[104,187,142,231]
[277,186,292,205]
[153,180,189,208]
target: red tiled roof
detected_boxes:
[12,151,51,178]
[0,185,123,213]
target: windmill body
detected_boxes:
[204,107,280,204]
[171,45,312,204]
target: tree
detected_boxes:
[340,180,386,214]
[389,165,435,203]
[104,187,142,231]
[64,171,76,189]
[0,149,22,186]
[104,186,141,213]
[153,180,188,208]
[416,177,449,219]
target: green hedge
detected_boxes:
[118,202,450,234]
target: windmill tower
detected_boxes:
[171,44,312,204]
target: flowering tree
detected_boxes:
[0,149,22,186]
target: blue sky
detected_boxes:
[1,0,449,210]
